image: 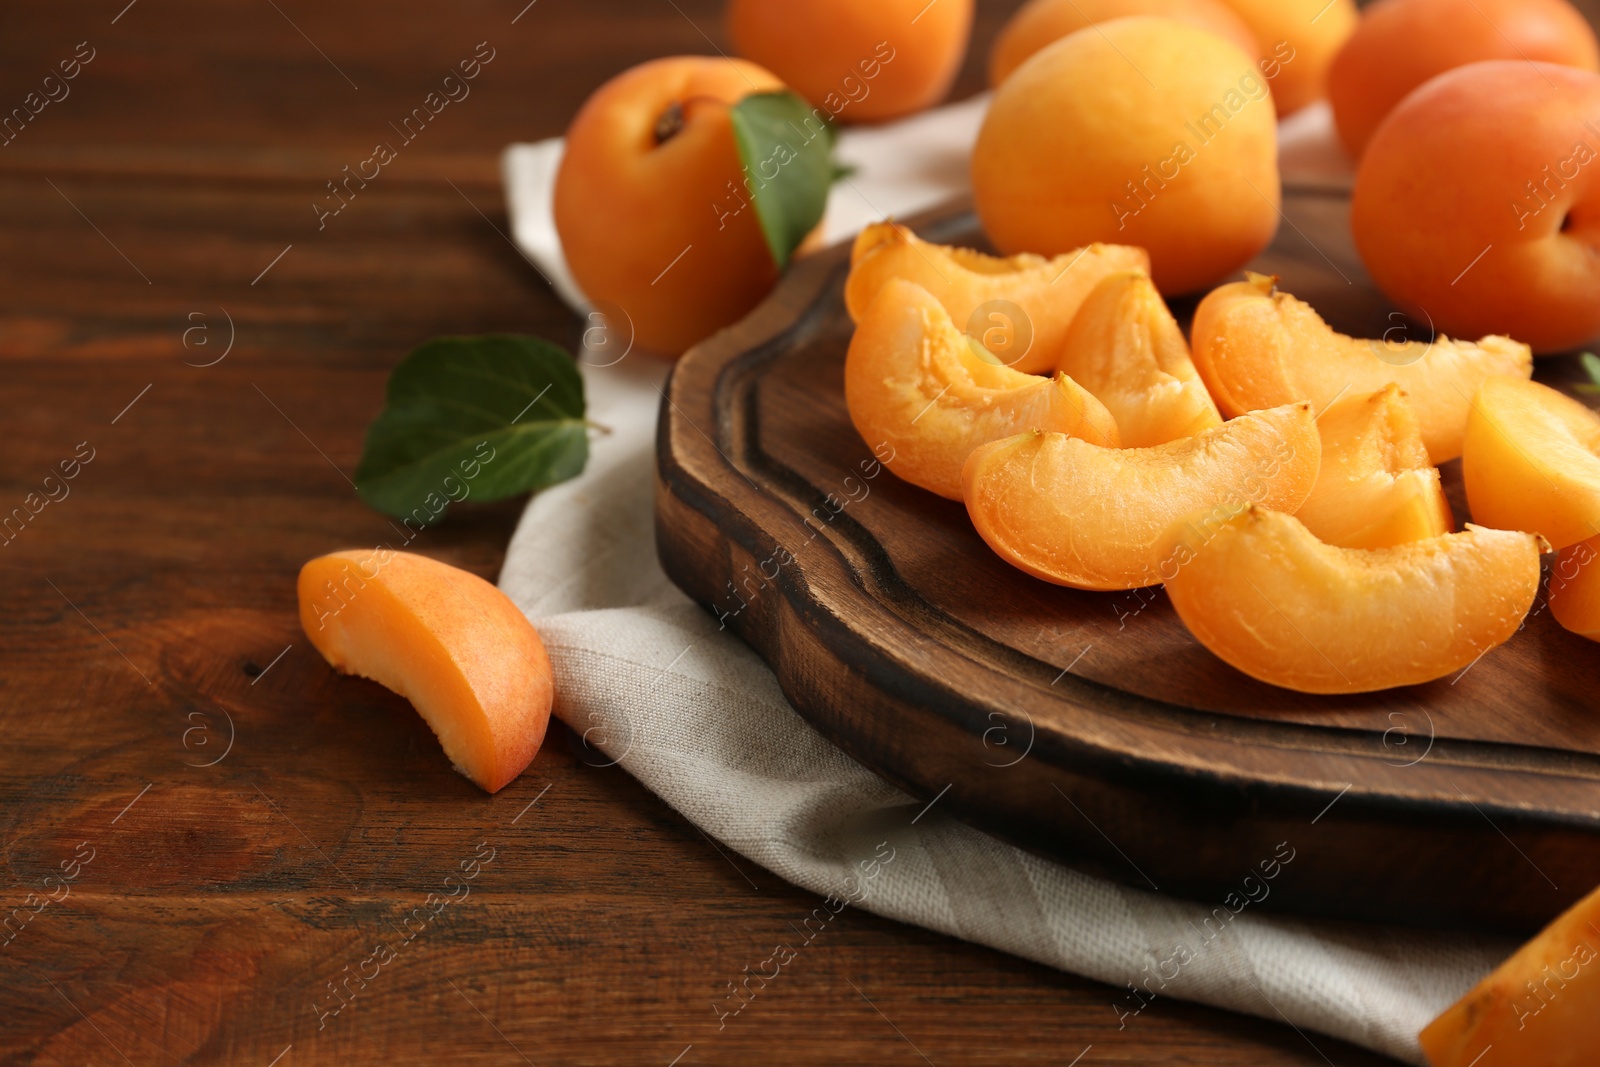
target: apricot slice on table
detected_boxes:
[1191,273,1533,463]
[1163,507,1542,694]
[299,549,554,794]
[847,278,1119,500]
[1464,375,1600,551]
[844,221,1150,375]
[1420,881,1600,1067]
[1052,270,1222,448]
[962,403,1320,591]
[1296,385,1453,550]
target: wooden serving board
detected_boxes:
[655,194,1600,933]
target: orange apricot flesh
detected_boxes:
[1052,269,1222,448]
[844,220,1150,375]
[1463,376,1600,552]
[846,278,1119,500]
[1419,881,1600,1067]
[1296,384,1453,550]
[1163,506,1543,694]
[1191,273,1533,463]
[1550,536,1600,642]
[298,549,554,794]
[962,403,1320,591]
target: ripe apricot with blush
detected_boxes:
[299,550,554,794]
[844,221,1150,375]
[1329,0,1599,159]
[846,279,1119,500]
[1463,375,1600,551]
[1295,385,1452,550]
[726,0,973,123]
[989,0,1258,87]
[554,57,793,356]
[962,402,1320,591]
[1162,506,1541,694]
[1215,0,1357,116]
[1352,61,1600,354]
[1190,273,1532,463]
[972,17,1281,295]
[1052,269,1222,448]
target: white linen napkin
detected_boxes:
[496,96,1502,1064]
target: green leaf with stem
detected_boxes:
[355,335,588,522]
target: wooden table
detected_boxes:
[5,1,1570,1063]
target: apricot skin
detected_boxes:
[1329,0,1600,159]
[1352,61,1600,355]
[1463,376,1600,551]
[1215,0,1357,116]
[1419,882,1600,1067]
[554,57,787,356]
[846,278,1119,500]
[1163,507,1541,694]
[989,0,1258,87]
[298,550,554,795]
[726,0,973,123]
[1190,273,1532,464]
[972,17,1281,296]
[845,221,1151,376]
[962,403,1320,591]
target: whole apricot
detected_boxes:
[1329,0,1599,159]
[1215,0,1357,115]
[726,0,973,124]
[989,0,1258,87]
[1352,61,1600,354]
[554,57,795,356]
[972,17,1280,295]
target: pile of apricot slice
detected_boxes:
[846,279,1118,500]
[841,225,1595,694]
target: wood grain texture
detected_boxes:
[657,196,1600,935]
[3,0,1575,1063]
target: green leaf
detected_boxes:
[355,334,588,521]
[728,91,837,271]
[1578,352,1600,394]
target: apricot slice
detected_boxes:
[846,278,1119,500]
[1463,375,1600,551]
[1419,881,1600,1067]
[1052,270,1222,448]
[1550,536,1600,642]
[962,403,1320,591]
[298,549,554,794]
[1296,385,1453,550]
[1191,273,1533,463]
[1163,507,1542,694]
[844,221,1150,375]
